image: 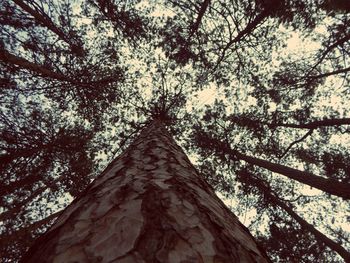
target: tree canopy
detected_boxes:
[1,0,349,262]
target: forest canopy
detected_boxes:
[0,0,349,262]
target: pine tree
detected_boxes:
[21,120,270,262]
[2,0,350,261]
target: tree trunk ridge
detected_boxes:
[21,120,270,263]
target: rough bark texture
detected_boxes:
[21,120,270,263]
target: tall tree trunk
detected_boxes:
[272,193,350,262]
[21,120,270,262]
[233,150,350,199]
[198,134,350,199]
[247,174,350,262]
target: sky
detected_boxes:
[4,2,349,261]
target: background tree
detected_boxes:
[1,0,349,262]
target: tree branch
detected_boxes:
[189,0,211,38]
[234,149,350,199]
[214,9,271,70]
[308,34,350,75]
[279,129,314,159]
[273,118,350,129]
[0,49,66,80]
[306,66,350,80]
[0,210,62,245]
[12,0,84,55]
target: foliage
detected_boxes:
[1,0,350,262]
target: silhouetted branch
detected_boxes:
[272,118,350,129]
[279,129,314,159]
[306,66,350,79]
[0,49,66,80]
[214,9,271,70]
[189,0,211,38]
[12,0,84,55]
[308,34,350,75]
[0,210,62,245]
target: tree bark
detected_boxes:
[21,120,270,262]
